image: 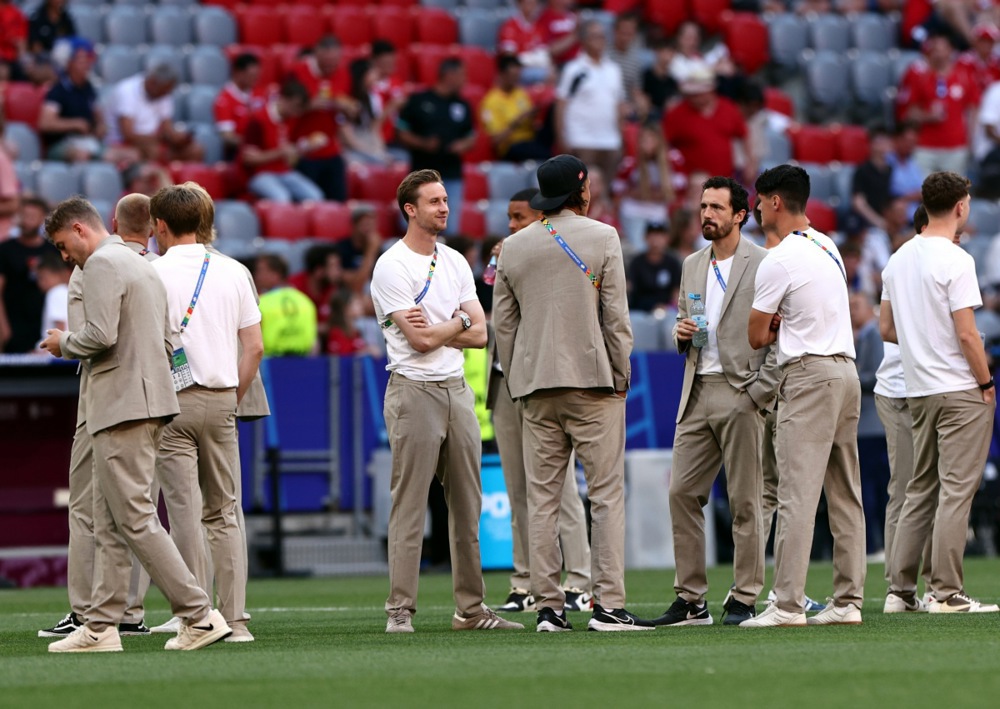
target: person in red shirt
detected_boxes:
[214,53,266,160]
[957,23,1000,93]
[325,290,377,356]
[288,244,345,348]
[242,80,325,204]
[370,40,406,149]
[897,26,979,177]
[0,0,27,81]
[539,0,579,67]
[498,0,552,83]
[663,66,755,185]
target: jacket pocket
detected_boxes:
[90,351,120,374]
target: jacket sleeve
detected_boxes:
[672,261,690,353]
[60,254,123,361]
[600,228,633,391]
[492,248,519,391]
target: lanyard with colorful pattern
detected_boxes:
[710,251,727,292]
[794,230,847,283]
[179,253,211,334]
[381,246,438,330]
[541,218,600,290]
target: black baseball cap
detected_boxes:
[530,155,589,211]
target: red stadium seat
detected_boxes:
[409,43,454,85]
[203,0,241,9]
[789,125,837,164]
[622,121,640,158]
[169,163,227,200]
[459,203,487,239]
[805,199,838,235]
[379,0,418,6]
[256,201,313,240]
[2,83,45,127]
[285,7,329,48]
[645,0,689,35]
[371,7,413,49]
[690,0,731,36]
[310,202,354,241]
[764,87,795,118]
[236,6,286,46]
[464,130,495,164]
[463,164,489,202]
[414,8,459,46]
[723,12,769,75]
[351,163,410,203]
[461,84,486,117]
[458,46,496,90]
[329,7,372,48]
[373,200,404,238]
[834,125,870,165]
[604,0,642,12]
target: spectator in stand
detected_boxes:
[0,197,59,353]
[888,121,924,217]
[289,243,344,345]
[38,39,107,163]
[35,249,71,348]
[28,0,74,56]
[663,65,755,185]
[242,81,325,204]
[974,72,1000,180]
[640,39,679,121]
[607,13,644,106]
[896,25,979,177]
[340,58,393,165]
[957,23,1000,92]
[736,81,792,170]
[851,126,895,231]
[498,0,552,84]
[397,58,475,237]
[667,208,706,262]
[0,114,16,240]
[670,21,738,97]
[614,121,675,251]
[289,36,353,202]
[123,162,173,199]
[868,197,915,263]
[254,253,318,357]
[371,40,406,153]
[326,290,379,356]
[539,0,579,67]
[628,222,682,312]
[335,205,382,295]
[583,167,619,232]
[214,53,265,161]
[555,21,625,196]
[0,0,27,81]
[106,64,203,164]
[481,55,548,163]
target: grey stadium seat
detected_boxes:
[5,122,41,163]
[798,163,836,203]
[81,163,124,203]
[463,0,501,8]
[159,0,200,7]
[767,14,809,68]
[69,4,106,45]
[187,46,230,88]
[13,162,37,195]
[485,199,510,238]
[194,6,238,48]
[215,201,261,243]
[89,199,114,230]
[629,311,664,352]
[968,199,1000,238]
[458,9,502,52]
[851,51,893,107]
[192,124,223,164]
[802,51,851,118]
[184,84,221,125]
[852,12,896,52]
[150,5,194,47]
[891,49,923,84]
[36,163,82,204]
[807,13,851,53]
[420,0,461,9]
[105,5,149,47]
[762,126,792,165]
[486,162,533,202]
[834,164,855,205]
[143,44,188,84]
[98,44,142,85]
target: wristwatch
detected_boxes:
[458,312,471,330]
[979,377,995,391]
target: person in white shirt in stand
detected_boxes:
[35,251,70,343]
[743,164,867,628]
[881,171,998,614]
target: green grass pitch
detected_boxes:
[3,560,1000,708]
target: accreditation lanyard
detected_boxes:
[541,218,600,290]
[794,230,847,283]
[381,246,437,330]
[179,253,211,334]
[710,250,727,292]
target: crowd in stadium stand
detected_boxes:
[2,0,1000,363]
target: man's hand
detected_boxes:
[770,313,782,332]
[401,306,428,328]
[675,317,698,341]
[985,386,996,406]
[40,329,64,358]
[615,390,628,399]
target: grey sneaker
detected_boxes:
[452,608,524,630]
[386,610,414,634]
[164,609,231,651]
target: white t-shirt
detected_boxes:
[752,228,856,366]
[696,252,733,375]
[152,244,261,389]
[371,239,476,381]
[40,283,69,340]
[873,342,907,399]
[881,235,982,397]
[556,54,624,151]
[974,80,1000,161]
[106,74,174,144]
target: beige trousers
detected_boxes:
[491,376,591,592]
[761,408,779,527]
[888,389,994,600]
[87,419,210,632]
[772,356,866,613]
[670,375,765,606]
[383,373,486,617]
[521,389,627,611]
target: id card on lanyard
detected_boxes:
[172,253,210,392]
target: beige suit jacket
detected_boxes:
[672,236,779,423]
[60,236,179,434]
[493,210,632,399]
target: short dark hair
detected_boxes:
[509,187,538,203]
[38,250,71,273]
[752,197,762,229]
[542,190,586,217]
[447,235,474,256]
[304,244,336,274]
[149,186,203,237]
[232,52,260,73]
[45,196,103,238]
[279,80,310,104]
[257,253,289,281]
[893,120,919,137]
[371,39,396,58]
[316,35,340,51]
[913,203,929,233]
[614,11,639,29]
[754,164,810,215]
[438,57,463,80]
[397,169,443,222]
[920,171,970,217]
[868,124,891,140]
[497,53,522,73]
[702,176,750,227]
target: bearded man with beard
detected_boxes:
[651,176,779,628]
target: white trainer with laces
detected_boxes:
[928,592,1000,613]
[807,602,862,625]
[884,592,928,613]
[164,609,232,651]
[150,616,182,634]
[386,610,414,634]
[48,625,123,653]
[739,603,806,628]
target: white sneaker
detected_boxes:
[921,591,935,607]
[224,622,255,643]
[884,592,928,613]
[48,625,123,653]
[386,610,414,634]
[739,603,806,628]
[807,602,862,625]
[150,616,182,634]
[928,592,1000,613]
[164,609,231,650]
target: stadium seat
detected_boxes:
[630,311,664,352]
[789,125,837,164]
[834,125,870,165]
[371,7,414,48]
[143,44,188,84]
[421,0,461,10]
[188,46,230,88]
[81,163,124,203]
[485,199,510,237]
[459,46,496,90]
[310,202,354,241]
[2,83,45,127]
[464,128,495,164]
[807,14,851,53]
[805,199,838,235]
[256,201,314,240]
[160,0,200,6]
[202,0,242,7]
[415,7,459,46]
[237,6,286,46]
[464,0,502,8]
[691,0,731,36]
[13,161,37,194]
[461,84,486,116]
[285,7,328,48]
[891,49,923,84]
[767,14,808,69]
[69,4,106,45]
[802,51,851,119]
[215,200,261,243]
[184,84,221,125]
[463,164,489,202]
[799,163,837,203]
[645,0,688,35]
[762,126,792,165]
[850,51,893,109]
[169,163,227,200]
[350,163,410,203]
[90,199,113,230]
[149,5,194,47]
[410,43,455,86]
[764,87,795,117]
[194,6,238,47]
[486,162,532,202]
[36,163,82,204]
[105,5,149,46]
[457,8,502,52]
[459,202,487,239]
[834,164,854,205]
[380,0,418,7]
[192,124,224,164]
[723,13,769,75]
[98,44,142,85]
[852,12,896,52]
[969,199,1000,238]
[329,7,373,48]
[5,123,40,163]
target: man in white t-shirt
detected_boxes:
[652,176,778,628]
[881,171,998,614]
[743,164,866,628]
[150,186,264,641]
[371,169,521,634]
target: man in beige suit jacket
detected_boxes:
[650,177,778,629]
[41,196,230,653]
[494,155,652,632]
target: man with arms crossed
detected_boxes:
[882,172,997,613]
[653,177,777,628]
[743,165,866,628]
[372,170,521,634]
[41,197,228,652]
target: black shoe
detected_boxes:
[587,604,655,631]
[722,598,756,626]
[651,597,713,627]
[497,589,536,612]
[563,588,593,612]
[38,611,82,638]
[536,606,573,632]
[118,620,151,636]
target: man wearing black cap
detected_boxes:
[493,155,651,632]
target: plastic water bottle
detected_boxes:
[689,293,708,348]
[482,254,497,285]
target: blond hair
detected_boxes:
[181,181,217,245]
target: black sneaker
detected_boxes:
[118,620,151,636]
[563,587,593,612]
[651,597,713,627]
[497,588,535,612]
[536,606,573,632]
[587,604,655,631]
[722,598,756,626]
[38,611,82,638]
